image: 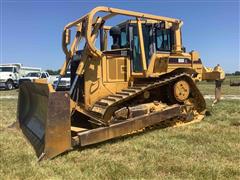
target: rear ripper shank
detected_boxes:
[17,6,225,160]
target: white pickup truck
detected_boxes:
[18,71,50,86]
[53,71,71,90]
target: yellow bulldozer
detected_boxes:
[17,7,225,160]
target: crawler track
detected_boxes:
[91,73,206,125]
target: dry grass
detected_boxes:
[0,77,240,179]
[0,89,18,97]
[197,75,240,95]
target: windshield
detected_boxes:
[155,29,173,51]
[110,26,129,50]
[26,72,41,77]
[0,67,13,72]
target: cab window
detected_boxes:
[41,73,47,78]
[109,26,129,50]
[0,67,13,72]
[156,29,172,51]
[131,25,142,72]
[120,29,127,48]
[13,67,17,73]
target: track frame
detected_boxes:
[71,104,182,147]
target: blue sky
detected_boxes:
[1,0,239,73]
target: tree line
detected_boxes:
[46,69,61,75]
[226,71,240,76]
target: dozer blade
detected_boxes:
[17,82,71,160]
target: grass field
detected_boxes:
[0,76,239,179]
[197,75,240,95]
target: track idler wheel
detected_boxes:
[173,80,190,102]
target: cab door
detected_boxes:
[130,25,142,73]
[130,24,153,75]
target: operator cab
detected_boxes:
[105,20,177,73]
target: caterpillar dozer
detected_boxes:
[17,6,225,160]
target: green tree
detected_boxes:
[46,69,60,75]
[234,71,240,75]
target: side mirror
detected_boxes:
[64,29,71,45]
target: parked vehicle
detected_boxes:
[17,6,225,160]
[230,79,240,86]
[0,63,41,90]
[53,71,71,90]
[0,64,20,90]
[18,71,50,86]
[19,66,41,77]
